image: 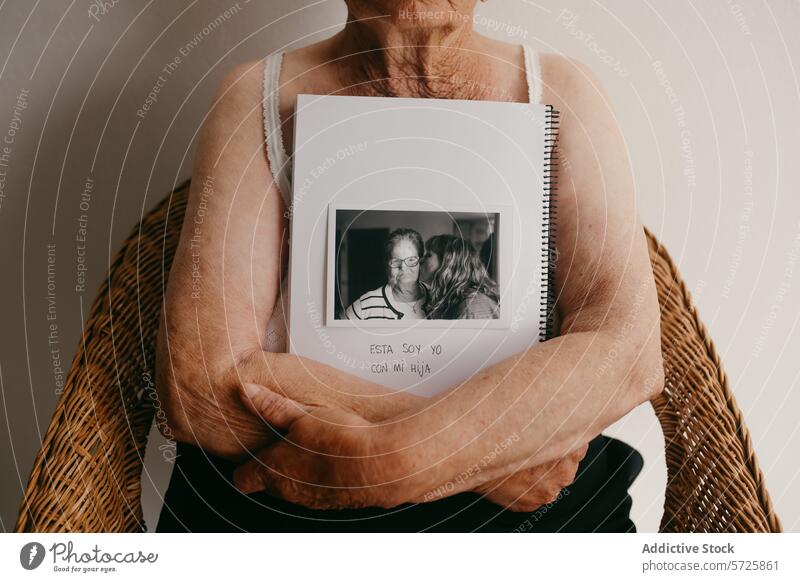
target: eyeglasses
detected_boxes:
[388,256,420,268]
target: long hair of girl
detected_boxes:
[425,235,499,319]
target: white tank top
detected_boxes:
[260,45,544,352]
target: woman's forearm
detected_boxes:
[377,324,664,500]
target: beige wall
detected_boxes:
[1,0,798,532]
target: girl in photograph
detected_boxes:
[421,234,500,320]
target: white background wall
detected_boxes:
[1,0,798,532]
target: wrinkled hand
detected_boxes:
[477,443,589,512]
[155,348,286,459]
[156,349,369,460]
[233,383,410,510]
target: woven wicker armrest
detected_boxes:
[15,181,189,533]
[644,228,782,532]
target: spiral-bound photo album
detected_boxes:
[287,94,557,397]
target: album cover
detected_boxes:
[288,94,557,396]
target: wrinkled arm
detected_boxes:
[155,60,290,458]
[155,62,433,456]
[371,58,666,497]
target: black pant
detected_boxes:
[156,434,642,533]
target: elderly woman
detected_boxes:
[156,0,663,532]
[344,229,427,320]
[421,234,500,319]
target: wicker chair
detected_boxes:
[15,180,783,533]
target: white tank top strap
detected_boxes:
[522,44,543,105]
[263,51,292,207]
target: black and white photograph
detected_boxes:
[332,209,501,323]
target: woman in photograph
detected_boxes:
[421,234,500,320]
[343,228,428,321]
[156,0,663,532]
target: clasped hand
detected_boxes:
[232,382,588,512]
